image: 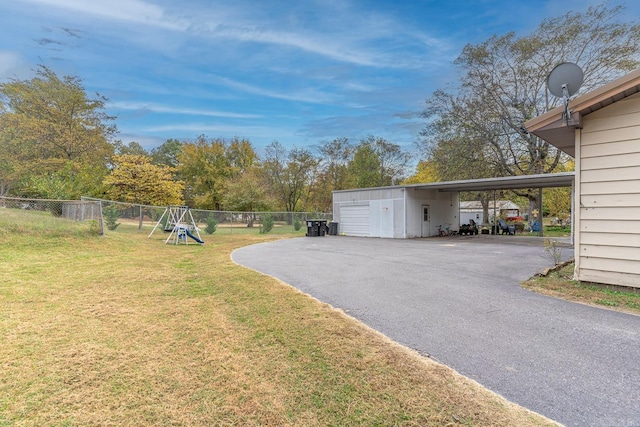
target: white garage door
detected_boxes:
[340,204,370,237]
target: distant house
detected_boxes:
[525,69,640,288]
[459,200,520,224]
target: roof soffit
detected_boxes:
[525,69,640,155]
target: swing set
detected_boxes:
[148,206,204,245]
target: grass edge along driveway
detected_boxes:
[0,210,557,426]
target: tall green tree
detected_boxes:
[178,136,232,209]
[223,169,271,214]
[176,136,260,210]
[222,138,264,222]
[0,65,116,198]
[150,138,182,168]
[24,162,107,200]
[347,137,410,188]
[114,140,148,156]
[227,137,258,178]
[313,137,353,211]
[347,142,381,188]
[419,3,640,206]
[263,141,318,214]
[319,137,353,188]
[0,121,24,196]
[367,136,410,186]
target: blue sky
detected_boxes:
[1,0,637,157]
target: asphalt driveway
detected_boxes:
[232,235,640,427]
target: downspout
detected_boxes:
[573,128,582,281]
[456,191,460,230]
[493,190,497,234]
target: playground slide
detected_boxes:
[184,229,204,244]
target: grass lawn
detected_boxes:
[0,208,557,426]
[522,263,640,316]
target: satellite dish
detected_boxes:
[546,62,584,125]
[547,62,584,98]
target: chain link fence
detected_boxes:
[81,197,331,236]
[1,195,332,238]
[2,195,332,237]
[0,196,104,234]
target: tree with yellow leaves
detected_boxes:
[403,160,440,184]
[103,154,184,206]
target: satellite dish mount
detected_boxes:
[546,62,584,126]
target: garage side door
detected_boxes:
[340,204,370,237]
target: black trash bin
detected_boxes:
[328,222,338,235]
[318,220,327,236]
[306,220,318,237]
[306,220,327,237]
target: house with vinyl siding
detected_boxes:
[525,69,640,288]
[459,200,521,225]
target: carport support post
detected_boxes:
[538,187,543,237]
[493,190,497,233]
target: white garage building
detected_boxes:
[333,173,574,238]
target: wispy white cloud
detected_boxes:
[143,123,268,133]
[201,9,449,70]
[342,81,378,92]
[210,75,338,104]
[213,26,385,68]
[110,101,262,119]
[1,0,511,153]
[19,0,448,69]
[141,122,300,144]
[21,0,187,30]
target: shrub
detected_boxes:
[544,239,563,265]
[205,214,218,235]
[89,220,103,236]
[293,216,302,231]
[103,205,120,231]
[260,213,274,234]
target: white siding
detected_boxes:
[333,188,406,238]
[578,92,640,288]
[393,199,405,237]
[369,200,395,238]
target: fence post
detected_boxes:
[139,205,144,230]
[99,201,105,235]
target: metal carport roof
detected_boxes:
[333,172,575,194]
